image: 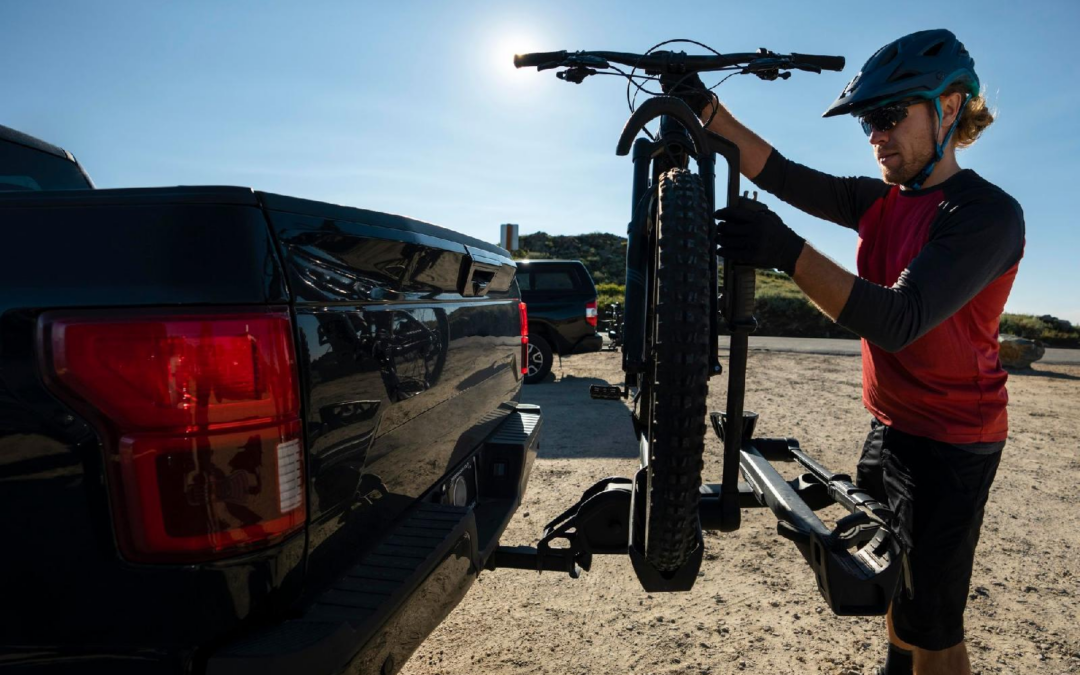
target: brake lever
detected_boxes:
[557,66,598,84]
[741,57,792,81]
[748,68,791,81]
[791,63,823,74]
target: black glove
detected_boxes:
[659,71,715,117]
[715,203,806,276]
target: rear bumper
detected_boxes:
[570,334,603,354]
[206,403,542,675]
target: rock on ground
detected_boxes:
[1000,334,1046,369]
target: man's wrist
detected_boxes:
[702,97,730,129]
[789,241,810,278]
[780,237,806,277]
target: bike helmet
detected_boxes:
[823,29,980,189]
[822,29,979,118]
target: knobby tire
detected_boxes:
[644,167,710,572]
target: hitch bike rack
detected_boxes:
[486,414,902,615]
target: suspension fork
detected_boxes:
[621,136,656,385]
[654,117,724,381]
[622,114,702,380]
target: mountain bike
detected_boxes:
[493,43,903,611]
[514,43,845,582]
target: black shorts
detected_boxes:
[856,419,1002,651]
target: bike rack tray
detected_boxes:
[487,416,902,615]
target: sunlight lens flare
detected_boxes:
[493,32,545,82]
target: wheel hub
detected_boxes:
[527,342,544,376]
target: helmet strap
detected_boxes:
[905,94,971,190]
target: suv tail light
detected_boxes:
[39,309,305,563]
[519,302,529,375]
[585,299,598,328]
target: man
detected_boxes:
[666,29,1024,675]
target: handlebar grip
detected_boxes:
[790,53,846,71]
[514,51,568,68]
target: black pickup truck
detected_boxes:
[0,127,541,674]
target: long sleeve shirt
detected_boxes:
[751,151,1025,444]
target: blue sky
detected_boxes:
[4,0,1078,321]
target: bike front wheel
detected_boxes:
[642,167,711,573]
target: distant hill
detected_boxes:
[513,232,626,285]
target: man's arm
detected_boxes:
[791,245,855,321]
[791,198,1025,352]
[703,102,889,231]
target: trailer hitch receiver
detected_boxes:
[485,477,633,578]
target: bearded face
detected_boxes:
[869,100,939,186]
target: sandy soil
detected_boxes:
[401,349,1080,674]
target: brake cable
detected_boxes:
[625,39,743,139]
[553,39,785,142]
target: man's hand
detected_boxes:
[715,204,806,276]
[659,71,715,117]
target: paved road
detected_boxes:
[717,335,1080,365]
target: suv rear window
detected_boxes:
[532,270,577,290]
[516,263,595,294]
[0,140,90,191]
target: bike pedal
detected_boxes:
[589,385,623,400]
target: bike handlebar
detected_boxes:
[513,48,845,73]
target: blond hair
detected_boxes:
[946,83,995,149]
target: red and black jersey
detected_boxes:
[752,152,1025,445]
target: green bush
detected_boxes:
[595,282,624,296]
[754,269,805,300]
[999,313,1079,347]
[596,283,624,325]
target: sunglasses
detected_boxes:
[858,100,920,136]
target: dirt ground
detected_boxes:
[401,348,1080,675]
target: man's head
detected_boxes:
[823,29,994,188]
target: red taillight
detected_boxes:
[41,309,305,563]
[519,301,529,376]
[585,299,598,328]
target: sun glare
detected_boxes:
[492,31,547,83]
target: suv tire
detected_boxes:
[524,333,553,384]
